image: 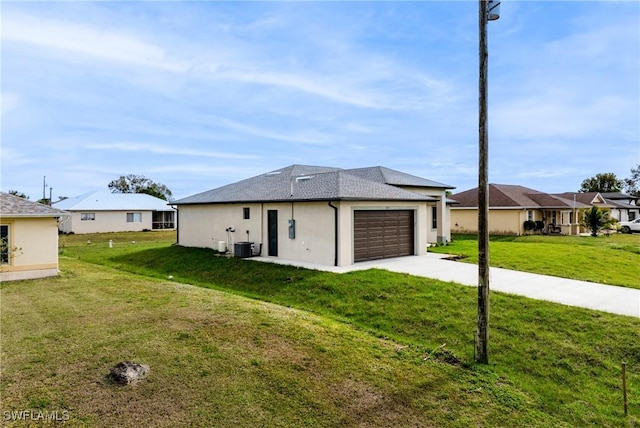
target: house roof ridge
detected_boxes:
[345,165,455,189]
[489,184,523,206]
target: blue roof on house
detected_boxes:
[53,191,174,211]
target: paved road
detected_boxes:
[253,253,640,318]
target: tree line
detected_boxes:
[8,174,173,203]
[579,164,640,195]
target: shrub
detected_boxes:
[523,220,536,234]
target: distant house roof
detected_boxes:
[451,184,592,209]
[174,164,444,205]
[600,192,637,201]
[0,192,68,218]
[553,192,637,210]
[552,192,614,208]
[53,191,174,211]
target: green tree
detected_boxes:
[579,173,623,193]
[623,164,640,197]
[580,207,614,237]
[108,174,173,201]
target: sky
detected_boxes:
[1,1,639,201]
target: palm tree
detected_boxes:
[580,207,613,237]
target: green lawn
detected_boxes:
[428,233,640,289]
[27,231,638,426]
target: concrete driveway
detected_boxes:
[252,253,640,318]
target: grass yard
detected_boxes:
[1,231,638,426]
[428,233,640,289]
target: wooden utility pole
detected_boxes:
[476,0,492,364]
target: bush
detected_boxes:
[523,220,536,234]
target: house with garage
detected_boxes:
[0,192,69,281]
[54,191,176,234]
[173,165,455,267]
[450,184,595,236]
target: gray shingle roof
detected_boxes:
[174,165,439,205]
[53,191,174,211]
[1,192,69,218]
[346,166,455,189]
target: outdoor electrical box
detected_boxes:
[288,219,296,239]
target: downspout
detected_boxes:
[171,205,179,245]
[260,203,264,254]
[328,201,338,267]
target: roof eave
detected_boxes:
[0,213,68,218]
[175,196,436,205]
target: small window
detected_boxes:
[527,210,534,221]
[431,206,438,229]
[1,225,9,264]
[81,213,96,221]
[243,207,250,220]
[126,212,142,223]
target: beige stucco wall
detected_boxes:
[60,210,155,234]
[1,217,59,281]
[452,208,526,235]
[397,186,451,243]
[177,200,434,266]
[176,203,263,251]
[451,208,588,235]
[177,202,338,265]
[267,202,337,266]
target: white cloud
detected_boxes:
[2,10,453,111]
[84,142,258,160]
[0,146,35,166]
[2,13,188,72]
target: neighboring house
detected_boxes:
[550,191,640,225]
[450,184,594,236]
[0,192,68,281]
[54,191,176,234]
[173,164,455,267]
[604,193,640,222]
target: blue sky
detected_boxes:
[2,1,639,201]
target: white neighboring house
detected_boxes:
[600,192,639,222]
[54,191,176,234]
[0,192,69,281]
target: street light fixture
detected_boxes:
[477,0,499,365]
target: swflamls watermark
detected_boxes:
[3,409,70,422]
